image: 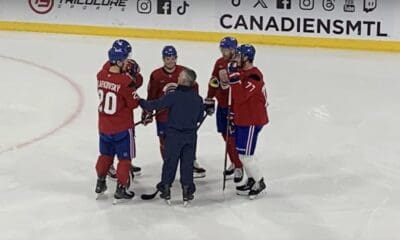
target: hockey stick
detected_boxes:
[141,189,159,200]
[134,109,167,126]
[193,112,208,162]
[140,113,208,201]
[197,112,208,129]
[222,87,232,191]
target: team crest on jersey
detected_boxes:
[163,82,178,95]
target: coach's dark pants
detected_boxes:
[158,129,197,194]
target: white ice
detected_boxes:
[0,32,399,240]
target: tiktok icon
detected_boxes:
[177,1,189,15]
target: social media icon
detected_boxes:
[277,0,291,9]
[300,0,314,10]
[343,0,355,12]
[253,0,268,8]
[177,1,189,15]
[231,0,241,7]
[137,0,152,14]
[323,0,335,11]
[364,0,377,13]
[157,0,171,14]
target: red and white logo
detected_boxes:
[28,0,54,14]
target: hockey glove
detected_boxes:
[126,59,141,78]
[141,110,153,126]
[204,98,216,116]
[227,62,241,84]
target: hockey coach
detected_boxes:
[139,67,205,203]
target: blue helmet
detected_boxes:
[237,44,256,62]
[108,47,129,63]
[162,45,177,58]
[112,39,132,54]
[220,36,238,49]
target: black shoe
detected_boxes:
[157,184,171,205]
[193,161,206,178]
[223,164,235,180]
[233,168,244,183]
[236,178,256,196]
[249,178,266,200]
[131,165,142,176]
[107,165,117,179]
[182,185,194,205]
[95,176,107,197]
[193,167,206,178]
[224,164,235,177]
[158,184,171,200]
[113,184,135,204]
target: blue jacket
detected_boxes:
[139,85,204,133]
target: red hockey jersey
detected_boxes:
[231,67,269,126]
[207,57,230,108]
[97,68,139,134]
[147,65,199,122]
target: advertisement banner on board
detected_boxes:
[0,0,398,41]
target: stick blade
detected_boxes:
[141,191,158,200]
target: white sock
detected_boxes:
[193,160,199,168]
[240,154,262,182]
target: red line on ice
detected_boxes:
[0,55,84,154]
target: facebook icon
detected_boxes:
[277,0,291,9]
[157,0,171,14]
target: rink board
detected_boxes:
[0,21,400,52]
[1,1,400,52]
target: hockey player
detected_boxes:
[142,45,206,178]
[103,39,142,178]
[204,36,244,183]
[95,46,139,203]
[139,67,204,205]
[227,44,269,199]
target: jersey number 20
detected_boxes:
[98,90,117,115]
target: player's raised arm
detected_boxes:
[207,54,224,99]
[125,59,143,89]
[123,78,140,109]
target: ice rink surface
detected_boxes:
[0,32,399,240]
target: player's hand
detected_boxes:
[227,62,240,84]
[204,98,216,116]
[209,76,219,88]
[141,110,153,126]
[126,59,140,78]
[227,112,235,134]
